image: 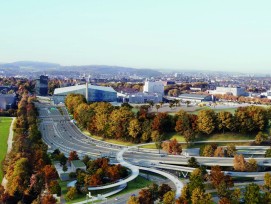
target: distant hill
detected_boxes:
[62,65,161,77]
[0,61,162,77]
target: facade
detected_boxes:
[119,92,163,103]
[0,94,16,110]
[35,75,48,96]
[53,83,117,104]
[143,81,164,95]
[210,86,246,96]
[178,94,213,103]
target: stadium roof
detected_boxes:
[54,84,116,95]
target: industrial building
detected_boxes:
[178,94,213,103]
[0,94,16,110]
[209,86,246,96]
[35,75,48,96]
[143,81,164,95]
[53,83,117,104]
[118,92,163,104]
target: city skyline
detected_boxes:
[1,0,271,73]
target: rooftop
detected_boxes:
[54,83,116,95]
[71,160,86,168]
[179,93,210,99]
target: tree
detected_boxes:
[138,188,153,204]
[217,111,234,133]
[163,191,175,204]
[109,107,134,139]
[214,147,225,157]
[191,187,212,204]
[244,183,262,204]
[162,139,182,155]
[255,131,268,145]
[201,144,217,157]
[188,168,205,194]
[197,109,217,135]
[68,151,79,162]
[128,119,141,140]
[155,104,161,112]
[218,197,231,204]
[188,157,199,168]
[41,194,57,204]
[62,165,68,172]
[151,112,173,134]
[7,157,31,195]
[264,173,271,191]
[127,195,140,204]
[65,187,77,201]
[225,144,237,157]
[183,129,195,144]
[158,184,172,201]
[246,158,257,172]
[49,180,61,196]
[233,154,246,172]
[175,110,190,134]
[265,149,271,157]
[149,183,159,200]
[43,165,58,185]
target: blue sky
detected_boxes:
[1,0,271,73]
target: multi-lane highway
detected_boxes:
[36,101,271,202]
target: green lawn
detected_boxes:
[82,130,134,146]
[195,132,255,142]
[0,117,12,182]
[60,176,152,203]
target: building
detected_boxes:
[53,83,117,104]
[178,94,213,103]
[35,75,48,96]
[0,94,16,110]
[143,81,164,95]
[70,160,86,172]
[119,92,163,103]
[209,86,246,96]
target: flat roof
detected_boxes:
[54,84,116,95]
[179,93,210,99]
[71,160,85,168]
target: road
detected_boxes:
[36,101,271,202]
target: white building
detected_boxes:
[120,92,163,104]
[143,81,164,95]
[209,86,246,96]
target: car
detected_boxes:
[263,160,269,164]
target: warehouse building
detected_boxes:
[53,83,117,104]
[178,94,213,103]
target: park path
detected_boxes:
[1,117,15,189]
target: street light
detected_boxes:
[86,192,93,204]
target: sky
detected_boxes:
[1,0,271,73]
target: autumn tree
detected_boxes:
[191,187,212,204]
[188,157,200,168]
[158,184,172,201]
[65,187,77,201]
[225,144,237,157]
[197,109,217,135]
[109,107,134,139]
[255,131,268,145]
[128,118,141,141]
[188,168,205,195]
[214,147,225,157]
[217,111,234,133]
[152,112,173,134]
[68,151,79,162]
[244,183,262,204]
[233,154,247,172]
[127,195,140,204]
[163,191,175,204]
[41,194,57,204]
[162,139,182,155]
[138,188,153,204]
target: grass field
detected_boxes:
[82,130,134,146]
[0,117,12,182]
[60,176,152,203]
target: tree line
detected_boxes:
[66,94,271,144]
[0,95,59,204]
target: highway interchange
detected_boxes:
[36,101,271,202]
